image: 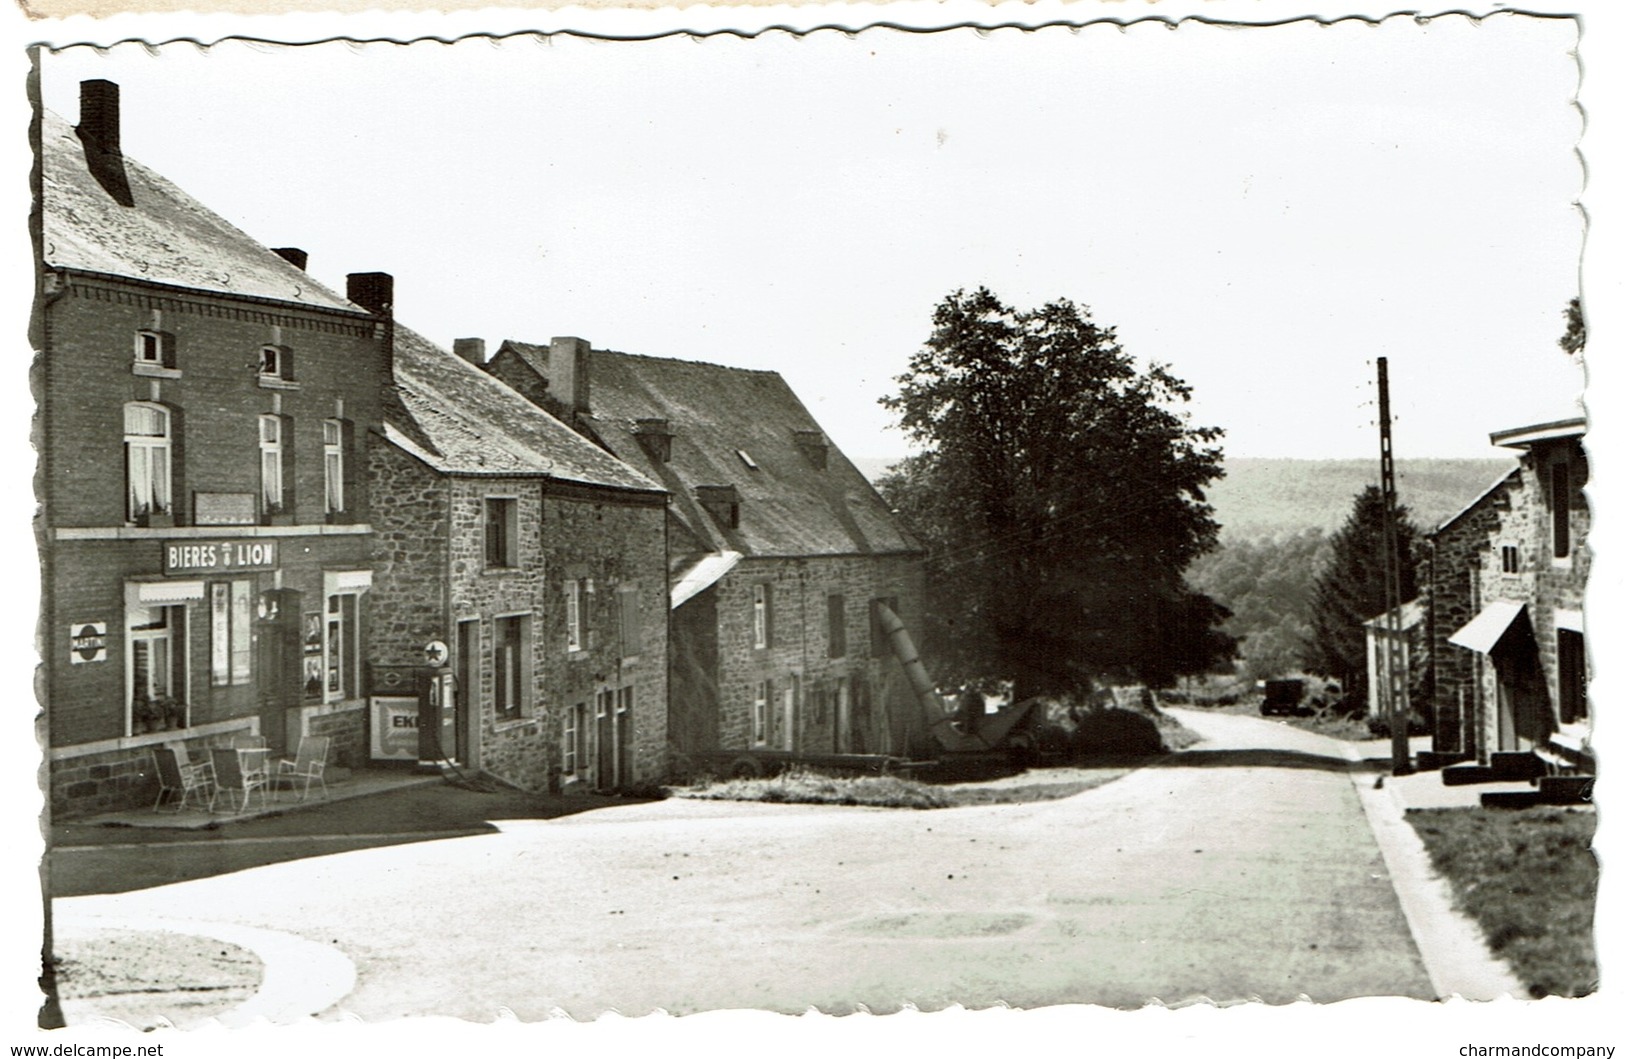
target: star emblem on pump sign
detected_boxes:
[70,622,107,664]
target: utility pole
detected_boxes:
[1377,358,1413,775]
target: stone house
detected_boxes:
[1436,417,1589,772]
[368,330,670,792]
[485,338,932,768]
[1422,468,1517,759]
[37,81,389,816]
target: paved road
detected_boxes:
[54,709,1433,1018]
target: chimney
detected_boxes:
[271,248,309,271]
[77,80,120,155]
[346,272,394,316]
[634,418,674,463]
[695,484,741,529]
[453,338,487,366]
[549,336,592,415]
[76,80,132,207]
[794,429,829,471]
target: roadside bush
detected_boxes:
[1069,707,1166,759]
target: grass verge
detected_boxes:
[1407,806,1599,998]
[674,766,1130,810]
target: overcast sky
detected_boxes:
[38,15,1585,461]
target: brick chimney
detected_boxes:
[453,338,486,366]
[77,79,120,154]
[76,80,132,207]
[346,272,394,316]
[794,429,829,471]
[549,337,592,416]
[271,248,309,271]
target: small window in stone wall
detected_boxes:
[485,497,518,568]
[493,614,529,721]
[1558,629,1586,724]
[827,593,846,659]
[1500,544,1520,574]
[753,583,773,650]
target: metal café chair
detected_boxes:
[209,745,270,814]
[275,734,331,802]
[151,745,211,813]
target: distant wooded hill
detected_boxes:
[1205,458,1513,540]
[855,455,1512,541]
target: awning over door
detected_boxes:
[1448,600,1528,654]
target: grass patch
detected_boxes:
[673,766,1131,810]
[1408,806,1599,998]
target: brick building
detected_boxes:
[36,82,388,816]
[486,339,931,769]
[1435,417,1589,772]
[368,331,669,792]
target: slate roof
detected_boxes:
[388,326,664,495]
[40,109,359,313]
[499,343,921,560]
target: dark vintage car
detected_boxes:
[1259,678,1308,717]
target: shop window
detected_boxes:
[210,580,254,687]
[259,414,286,514]
[484,497,518,569]
[124,402,173,523]
[870,596,899,658]
[324,419,346,516]
[753,583,773,650]
[827,593,846,659]
[1558,629,1587,724]
[493,614,531,721]
[127,602,187,734]
[324,592,360,703]
[1552,461,1572,560]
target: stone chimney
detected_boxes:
[271,248,309,271]
[794,429,829,471]
[453,338,486,366]
[695,484,741,529]
[549,336,592,416]
[77,79,120,154]
[346,272,394,316]
[76,80,132,207]
[634,418,674,463]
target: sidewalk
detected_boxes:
[57,767,443,834]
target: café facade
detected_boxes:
[38,83,389,816]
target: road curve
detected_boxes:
[56,709,1434,1019]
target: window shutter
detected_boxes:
[620,586,642,655]
[764,583,774,649]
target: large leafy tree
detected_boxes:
[878,287,1234,699]
[1302,485,1421,707]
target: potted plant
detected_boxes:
[263,501,296,527]
[161,696,187,731]
[132,695,163,733]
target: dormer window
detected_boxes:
[696,485,741,529]
[634,419,674,464]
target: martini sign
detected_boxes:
[163,539,278,575]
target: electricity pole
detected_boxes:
[1377,358,1412,775]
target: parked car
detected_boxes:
[1259,679,1308,717]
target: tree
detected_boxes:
[1560,296,1586,357]
[878,287,1235,699]
[1302,485,1420,708]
